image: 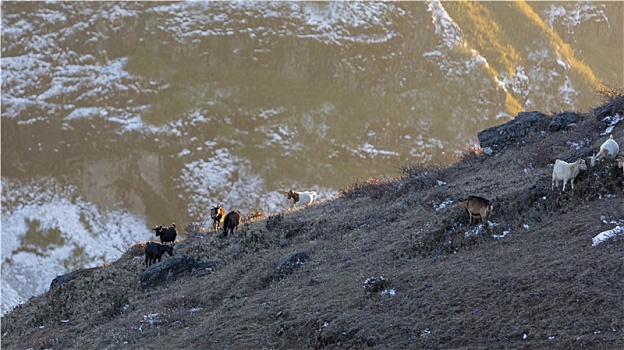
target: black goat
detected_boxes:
[210,205,226,230]
[152,223,178,244]
[222,210,242,237]
[144,242,174,267]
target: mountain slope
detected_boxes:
[2,96,623,349]
[2,0,623,322]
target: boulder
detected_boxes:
[592,96,624,121]
[549,112,580,131]
[275,252,309,276]
[478,111,549,154]
[141,254,215,290]
[50,267,98,290]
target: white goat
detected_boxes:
[590,135,619,166]
[552,159,588,192]
[284,189,317,207]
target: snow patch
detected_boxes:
[592,225,623,246]
[1,177,151,316]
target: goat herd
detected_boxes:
[144,135,622,268]
[459,134,622,226]
[144,189,318,268]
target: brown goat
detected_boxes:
[458,196,493,224]
[210,205,226,230]
[222,210,242,237]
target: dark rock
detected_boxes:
[478,111,549,154]
[50,267,98,290]
[363,276,387,294]
[140,254,215,290]
[275,252,309,276]
[549,112,580,131]
[592,96,624,121]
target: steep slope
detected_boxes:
[2,0,622,322]
[2,98,623,349]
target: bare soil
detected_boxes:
[2,110,623,350]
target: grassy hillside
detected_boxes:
[2,94,623,349]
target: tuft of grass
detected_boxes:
[456,145,486,163]
[246,210,266,222]
[160,293,202,311]
[339,176,397,200]
[398,163,446,191]
[596,82,624,103]
[265,213,284,232]
[184,222,208,238]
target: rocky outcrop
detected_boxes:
[592,96,624,120]
[50,267,99,290]
[478,111,549,154]
[548,112,581,131]
[140,255,215,290]
[275,252,309,277]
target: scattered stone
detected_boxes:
[140,255,215,290]
[549,111,580,131]
[50,267,98,290]
[478,111,549,154]
[275,252,309,276]
[363,276,387,294]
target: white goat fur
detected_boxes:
[590,135,619,166]
[285,189,317,207]
[552,159,588,191]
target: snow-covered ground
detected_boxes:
[1,178,151,316]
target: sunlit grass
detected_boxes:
[443,1,521,77]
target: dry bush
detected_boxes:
[113,240,145,258]
[160,293,202,310]
[119,241,147,260]
[518,138,554,168]
[456,145,486,163]
[339,176,398,200]
[573,119,602,143]
[398,163,445,191]
[246,209,266,222]
[596,82,624,103]
[184,222,208,238]
[593,83,624,119]
[265,213,284,231]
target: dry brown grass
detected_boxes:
[2,101,624,349]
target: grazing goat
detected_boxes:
[145,242,174,267]
[152,223,178,245]
[210,205,226,230]
[458,196,493,224]
[590,135,619,167]
[552,159,587,191]
[222,210,242,237]
[284,189,317,207]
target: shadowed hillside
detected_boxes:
[2,88,623,349]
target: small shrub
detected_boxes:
[596,82,624,103]
[185,222,207,238]
[246,210,266,222]
[160,293,202,310]
[339,176,398,200]
[457,145,486,163]
[122,242,147,259]
[266,213,284,231]
[102,295,129,319]
[363,276,387,295]
[398,163,445,192]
